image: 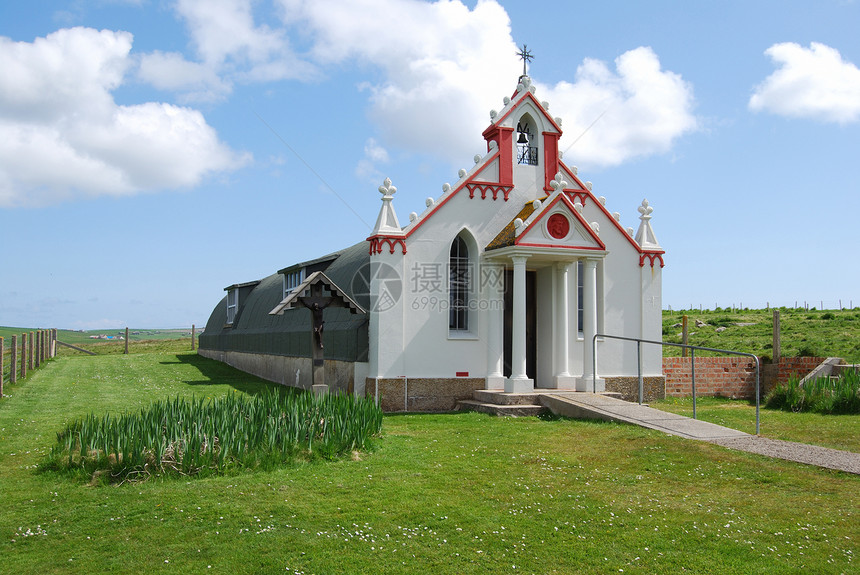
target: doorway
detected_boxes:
[503,269,536,380]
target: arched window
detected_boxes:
[516,114,538,166]
[449,236,470,331]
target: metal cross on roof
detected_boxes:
[516,44,534,77]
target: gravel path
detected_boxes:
[709,436,860,475]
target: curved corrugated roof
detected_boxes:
[199,241,369,362]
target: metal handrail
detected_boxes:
[592,334,761,435]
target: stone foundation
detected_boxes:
[366,377,485,412]
[197,349,359,394]
[603,376,666,403]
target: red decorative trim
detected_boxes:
[547,213,569,239]
[558,159,648,256]
[466,182,513,201]
[498,128,513,186]
[639,252,665,268]
[367,236,407,255]
[517,243,604,251]
[543,132,559,191]
[515,192,606,251]
[565,190,589,205]
[455,371,469,377]
[483,91,563,136]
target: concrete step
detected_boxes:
[473,389,540,406]
[457,400,545,417]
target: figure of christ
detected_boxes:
[300,298,333,349]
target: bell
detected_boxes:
[517,131,528,144]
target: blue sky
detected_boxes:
[1,0,859,330]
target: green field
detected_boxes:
[662,307,860,362]
[0,350,857,574]
[1,328,196,382]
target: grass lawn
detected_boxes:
[1,351,858,574]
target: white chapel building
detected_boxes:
[199,71,665,412]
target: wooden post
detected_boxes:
[35,331,41,369]
[51,329,57,357]
[681,314,689,358]
[1,336,4,398]
[21,333,28,379]
[772,309,781,363]
[191,325,196,351]
[10,335,17,384]
[28,332,34,371]
[124,327,129,355]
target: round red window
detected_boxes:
[547,213,570,239]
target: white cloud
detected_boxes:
[539,47,698,169]
[138,50,231,101]
[276,1,695,170]
[278,0,521,164]
[0,27,249,208]
[355,137,390,181]
[141,0,316,99]
[749,42,860,124]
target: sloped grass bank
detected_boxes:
[1,352,858,574]
[662,307,860,361]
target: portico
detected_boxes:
[484,246,606,394]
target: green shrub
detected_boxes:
[43,388,383,482]
[821,312,836,320]
[765,369,860,414]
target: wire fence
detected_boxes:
[1,326,200,400]
[667,300,856,312]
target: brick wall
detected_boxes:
[663,356,825,399]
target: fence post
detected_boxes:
[681,315,689,357]
[28,332,34,371]
[191,324,196,351]
[124,327,129,355]
[35,331,41,369]
[52,329,57,358]
[11,335,17,384]
[0,336,4,398]
[772,309,780,363]
[21,333,27,379]
[691,347,697,420]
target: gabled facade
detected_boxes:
[199,73,666,411]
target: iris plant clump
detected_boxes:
[766,368,860,414]
[44,388,383,483]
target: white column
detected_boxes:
[486,263,505,389]
[553,262,575,389]
[506,255,533,392]
[577,258,604,391]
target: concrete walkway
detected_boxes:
[539,392,749,440]
[538,392,860,475]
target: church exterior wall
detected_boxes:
[197,348,364,395]
[366,377,485,412]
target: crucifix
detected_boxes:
[516,44,534,77]
[298,282,340,393]
[269,271,366,395]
